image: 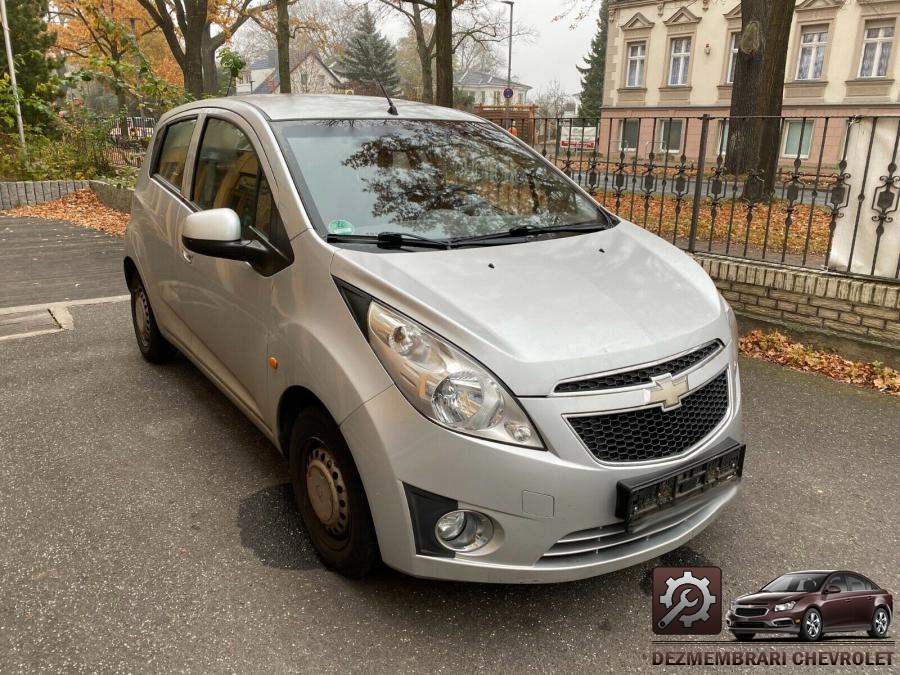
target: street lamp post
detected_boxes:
[0,0,25,147]
[501,0,513,127]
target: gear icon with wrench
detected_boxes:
[652,567,722,634]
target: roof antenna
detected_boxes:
[377,81,398,116]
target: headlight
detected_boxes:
[774,601,796,612]
[367,301,543,449]
[722,296,738,343]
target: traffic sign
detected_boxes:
[503,87,514,99]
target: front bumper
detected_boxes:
[340,355,742,583]
[726,609,801,634]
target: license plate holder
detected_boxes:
[615,442,745,533]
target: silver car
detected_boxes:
[124,95,744,583]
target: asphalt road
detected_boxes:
[0,301,898,674]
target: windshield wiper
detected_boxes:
[449,219,613,246]
[326,231,453,250]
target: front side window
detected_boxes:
[668,37,692,86]
[626,41,646,87]
[859,23,894,78]
[273,119,606,241]
[727,33,740,84]
[153,118,196,190]
[797,27,828,80]
[782,119,815,159]
[192,118,274,239]
[657,119,683,153]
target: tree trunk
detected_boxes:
[201,25,220,95]
[276,0,291,93]
[412,5,433,103]
[433,0,453,107]
[727,0,796,194]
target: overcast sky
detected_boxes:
[380,1,600,99]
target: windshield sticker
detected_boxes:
[328,219,354,235]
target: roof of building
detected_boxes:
[454,69,531,90]
[164,94,483,123]
[252,50,342,94]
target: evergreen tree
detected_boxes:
[0,0,61,127]
[335,6,401,96]
[576,0,608,119]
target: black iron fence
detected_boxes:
[104,116,156,168]
[499,113,900,283]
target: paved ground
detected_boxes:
[0,301,897,674]
[0,218,124,308]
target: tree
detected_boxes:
[334,6,400,96]
[275,0,292,93]
[727,0,796,193]
[576,0,607,119]
[535,79,571,118]
[133,0,274,96]
[0,0,60,126]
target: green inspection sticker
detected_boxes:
[328,219,354,235]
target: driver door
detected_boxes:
[177,113,293,429]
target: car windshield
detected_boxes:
[272,119,610,242]
[760,573,828,593]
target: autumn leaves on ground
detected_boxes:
[1,189,895,396]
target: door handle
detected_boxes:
[845,599,851,603]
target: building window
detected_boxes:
[657,119,683,153]
[626,42,646,87]
[727,33,740,84]
[796,27,827,80]
[668,37,692,86]
[717,119,730,155]
[781,120,815,159]
[517,93,524,103]
[859,22,894,78]
[620,119,640,152]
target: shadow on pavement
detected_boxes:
[238,483,322,571]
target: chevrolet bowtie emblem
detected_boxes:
[647,373,690,410]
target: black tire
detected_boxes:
[288,406,379,578]
[799,608,823,642]
[129,275,176,363]
[867,607,890,639]
[735,633,755,641]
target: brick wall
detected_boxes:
[0,180,90,210]
[696,255,900,365]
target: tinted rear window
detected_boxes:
[154,118,196,191]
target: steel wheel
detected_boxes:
[305,442,350,538]
[133,286,152,351]
[129,275,175,363]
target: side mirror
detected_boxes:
[825,585,841,594]
[182,208,266,265]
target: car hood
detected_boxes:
[735,592,808,605]
[331,221,729,396]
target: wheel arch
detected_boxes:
[277,385,329,457]
[123,256,139,289]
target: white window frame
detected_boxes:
[796,27,828,81]
[727,33,740,84]
[781,120,815,160]
[858,22,894,78]
[717,119,730,156]
[668,37,692,86]
[657,119,684,154]
[626,41,647,88]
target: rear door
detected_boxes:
[820,573,854,628]
[178,112,293,428]
[845,574,877,626]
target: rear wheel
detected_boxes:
[868,607,890,638]
[130,275,175,363]
[288,406,378,578]
[735,633,755,641]
[800,608,823,641]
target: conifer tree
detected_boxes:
[576,0,607,119]
[335,7,401,96]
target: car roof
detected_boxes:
[166,94,484,123]
[784,570,838,575]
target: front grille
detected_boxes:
[554,341,722,394]
[567,371,729,463]
[736,607,768,617]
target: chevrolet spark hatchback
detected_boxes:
[727,570,893,641]
[124,95,744,582]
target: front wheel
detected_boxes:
[288,406,379,578]
[800,608,823,641]
[868,607,890,638]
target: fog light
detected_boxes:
[434,510,494,552]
